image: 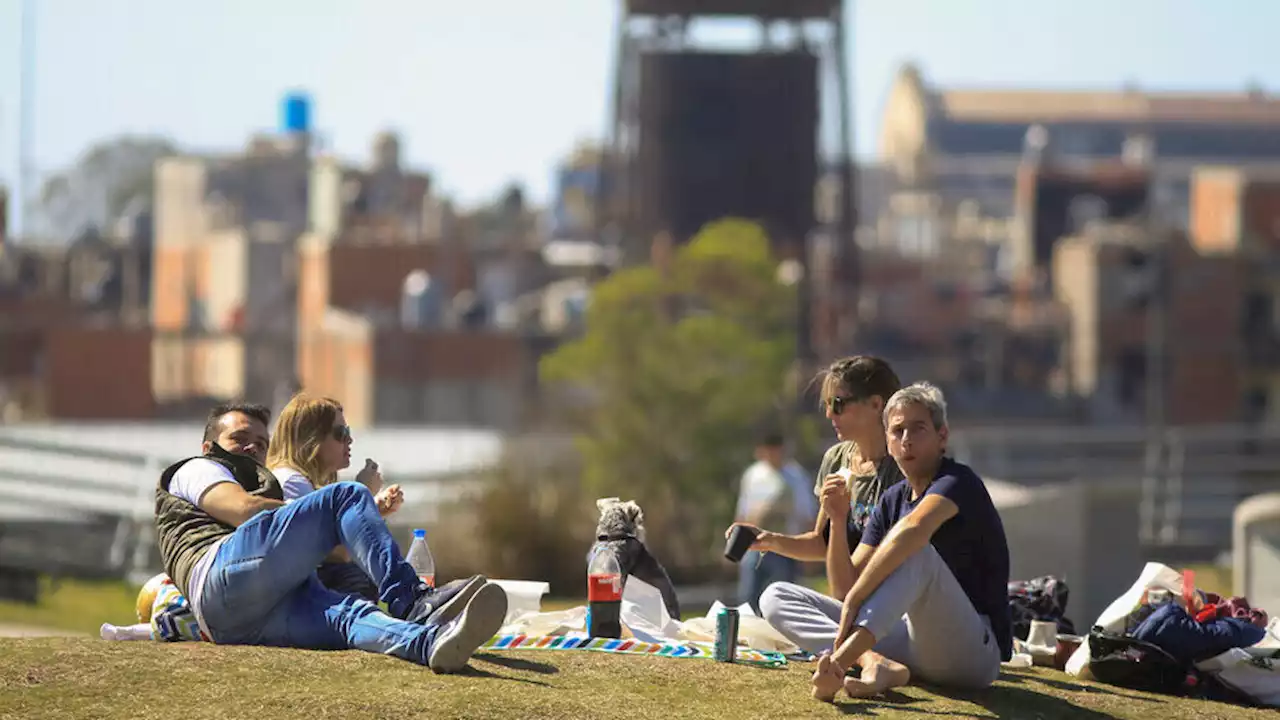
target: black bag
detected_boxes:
[1089,626,1266,706]
[1088,626,1194,695]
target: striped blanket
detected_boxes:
[481,632,788,668]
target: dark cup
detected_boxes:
[724,525,760,563]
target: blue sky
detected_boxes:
[0,0,1270,222]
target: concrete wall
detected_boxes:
[1234,493,1280,615]
[999,479,1144,633]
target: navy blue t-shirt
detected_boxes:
[861,458,1013,661]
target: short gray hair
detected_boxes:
[883,381,948,430]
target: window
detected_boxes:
[1117,350,1147,409]
[895,215,939,258]
[1243,387,1268,424]
[1243,292,1273,335]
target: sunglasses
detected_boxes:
[827,395,860,416]
[331,425,352,442]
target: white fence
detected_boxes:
[4,421,1279,582]
[0,424,503,582]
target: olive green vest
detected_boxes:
[154,444,283,598]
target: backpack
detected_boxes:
[1088,627,1195,694]
[1088,627,1259,704]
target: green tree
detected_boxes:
[540,219,798,571]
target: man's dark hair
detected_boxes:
[755,427,786,449]
[203,402,272,444]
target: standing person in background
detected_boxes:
[266,393,403,601]
[734,429,803,614]
[725,356,905,654]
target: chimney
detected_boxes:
[1021,124,1052,169]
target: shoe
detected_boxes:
[405,575,487,625]
[427,582,509,673]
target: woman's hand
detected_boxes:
[374,484,403,516]
[356,459,383,495]
[820,475,852,521]
[724,522,773,552]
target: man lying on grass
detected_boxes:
[808,383,1013,702]
[154,401,506,673]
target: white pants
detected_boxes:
[759,545,1002,689]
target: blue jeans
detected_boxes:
[738,551,798,616]
[199,482,439,664]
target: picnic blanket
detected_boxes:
[482,632,788,668]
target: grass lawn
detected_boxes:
[0,577,138,636]
[0,565,1267,719]
[1,637,1270,720]
[0,579,705,636]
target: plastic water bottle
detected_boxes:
[406,528,436,588]
[586,545,623,638]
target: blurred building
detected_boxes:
[0,221,153,421]
[148,91,471,419]
[296,137,557,428]
[872,63,1280,278]
[150,108,314,412]
[1053,166,1280,425]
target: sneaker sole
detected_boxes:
[425,576,487,625]
[428,583,508,673]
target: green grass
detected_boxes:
[0,563,1236,637]
[0,579,707,636]
[0,578,138,636]
[1,567,1268,719]
[1,638,1270,720]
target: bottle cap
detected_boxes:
[413,528,426,539]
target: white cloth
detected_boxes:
[166,458,235,636]
[271,466,315,502]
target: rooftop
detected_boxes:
[938,87,1280,127]
[624,0,841,19]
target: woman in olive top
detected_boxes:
[726,355,905,653]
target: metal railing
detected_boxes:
[950,423,1280,551]
[0,431,481,583]
[3,422,1277,580]
[0,434,160,581]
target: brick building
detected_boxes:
[1053,166,1280,425]
[869,63,1280,282]
[0,229,153,421]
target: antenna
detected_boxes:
[17,0,37,238]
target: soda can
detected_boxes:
[714,607,739,662]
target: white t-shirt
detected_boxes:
[780,460,818,534]
[166,458,237,636]
[272,467,315,502]
[735,460,792,529]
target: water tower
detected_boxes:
[280,91,313,154]
[600,0,857,365]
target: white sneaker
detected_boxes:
[426,582,508,673]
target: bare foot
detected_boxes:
[844,656,911,698]
[810,654,845,703]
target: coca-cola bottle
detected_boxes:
[586,546,623,638]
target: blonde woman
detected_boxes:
[267,394,403,599]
